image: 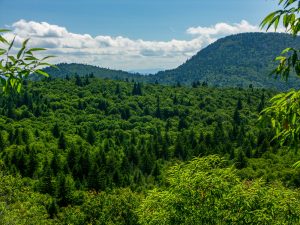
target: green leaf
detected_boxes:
[17,38,29,59]
[8,36,16,51]
[0,29,10,33]
[0,49,6,56]
[0,35,8,44]
[260,12,278,29]
[35,69,49,77]
[281,47,293,54]
[16,82,21,93]
[28,48,46,52]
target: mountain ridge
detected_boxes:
[151,32,300,89]
[42,32,300,90]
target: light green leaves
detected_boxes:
[261,0,299,35]
[261,1,300,81]
[259,0,300,152]
[138,156,300,224]
[259,89,300,147]
[0,29,54,95]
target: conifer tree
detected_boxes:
[51,150,61,176]
[39,160,54,195]
[0,132,5,151]
[52,123,60,138]
[237,98,243,110]
[87,127,96,145]
[57,174,75,206]
[58,132,67,150]
[233,108,241,125]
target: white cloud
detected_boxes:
[187,20,259,37]
[2,19,278,72]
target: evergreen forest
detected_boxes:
[1,76,300,224]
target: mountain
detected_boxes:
[150,32,300,90]
[42,33,300,90]
[41,63,144,81]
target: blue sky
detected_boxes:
[0,0,279,72]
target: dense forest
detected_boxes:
[1,76,300,224]
[43,33,300,90]
[154,32,300,89]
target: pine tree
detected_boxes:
[26,149,38,178]
[174,134,187,160]
[0,132,5,152]
[257,92,265,112]
[233,108,241,125]
[51,150,61,176]
[58,132,67,150]
[213,121,225,143]
[178,116,188,130]
[115,83,122,95]
[39,160,54,195]
[52,123,60,138]
[79,148,90,180]
[15,128,23,145]
[21,128,30,144]
[75,74,83,86]
[67,146,77,173]
[57,174,75,206]
[87,163,106,191]
[237,98,243,110]
[132,82,142,95]
[155,96,161,119]
[87,127,96,145]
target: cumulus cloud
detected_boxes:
[187,20,259,37]
[3,19,277,71]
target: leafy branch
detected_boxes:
[0,29,55,95]
[259,0,300,166]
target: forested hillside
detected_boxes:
[42,33,300,90]
[40,63,144,81]
[1,76,300,224]
[154,32,300,89]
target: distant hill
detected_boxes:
[42,33,300,90]
[41,63,144,81]
[150,32,300,90]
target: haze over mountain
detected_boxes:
[42,63,144,81]
[152,32,300,89]
[43,32,300,90]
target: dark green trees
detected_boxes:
[87,127,96,145]
[58,132,67,150]
[52,123,60,138]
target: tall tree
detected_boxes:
[58,132,67,150]
[87,127,96,145]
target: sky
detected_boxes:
[0,0,280,73]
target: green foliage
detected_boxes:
[0,76,299,223]
[42,32,300,90]
[260,0,300,156]
[154,32,300,89]
[137,156,300,225]
[0,172,54,224]
[0,29,53,95]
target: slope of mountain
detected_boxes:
[151,32,300,89]
[41,63,144,81]
[41,33,300,90]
